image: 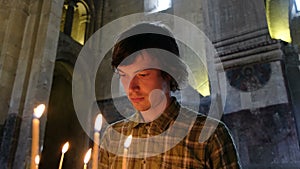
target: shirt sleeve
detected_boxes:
[207,123,242,169]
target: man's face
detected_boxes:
[117,50,170,111]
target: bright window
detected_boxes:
[295,0,300,12]
[145,0,172,13]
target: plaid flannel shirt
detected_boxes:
[99,98,241,169]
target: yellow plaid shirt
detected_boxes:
[99,98,241,169]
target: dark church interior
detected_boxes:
[0,0,300,168]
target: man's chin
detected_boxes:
[131,104,150,112]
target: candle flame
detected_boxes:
[62,142,69,153]
[33,104,45,118]
[124,134,132,148]
[84,148,92,164]
[94,114,103,131]
[35,155,40,165]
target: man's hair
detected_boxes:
[111,22,188,91]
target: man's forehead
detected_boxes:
[117,50,162,73]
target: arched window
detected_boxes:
[60,0,90,45]
[265,0,292,43]
[71,1,89,44]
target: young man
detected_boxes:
[99,23,241,169]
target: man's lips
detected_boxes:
[130,97,144,103]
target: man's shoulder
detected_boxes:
[180,106,230,141]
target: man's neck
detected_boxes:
[140,96,171,122]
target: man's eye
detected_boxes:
[138,73,149,77]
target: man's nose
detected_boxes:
[129,76,140,91]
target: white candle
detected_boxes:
[58,142,69,169]
[122,135,132,169]
[84,148,92,169]
[35,155,40,169]
[92,114,102,169]
[31,104,45,169]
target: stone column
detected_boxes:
[0,0,64,168]
[282,44,300,146]
[0,0,33,168]
[201,0,300,167]
[64,0,76,36]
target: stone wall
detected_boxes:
[224,104,300,169]
[0,0,64,168]
[223,61,288,113]
[100,0,144,26]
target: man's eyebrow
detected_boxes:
[133,68,152,74]
[117,68,154,74]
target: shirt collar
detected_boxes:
[130,97,180,131]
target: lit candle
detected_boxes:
[122,135,132,169]
[35,155,40,169]
[92,114,102,169]
[58,142,69,169]
[84,148,92,169]
[31,104,45,169]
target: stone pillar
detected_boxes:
[202,0,289,113]
[64,0,76,36]
[201,0,300,167]
[282,44,300,146]
[0,0,33,168]
[0,0,64,168]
